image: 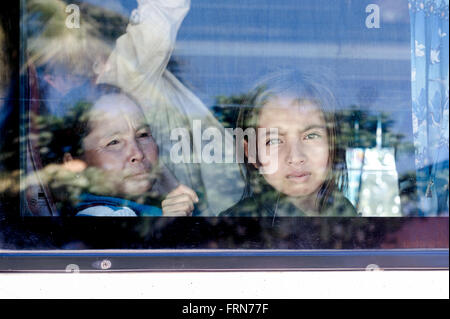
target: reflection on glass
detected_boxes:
[219,70,358,217]
[0,1,447,224]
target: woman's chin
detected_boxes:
[121,180,154,197]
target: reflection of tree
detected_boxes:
[26,0,128,74]
[213,92,254,129]
[214,94,415,154]
[398,170,419,216]
[167,57,186,84]
[16,0,132,217]
[335,105,415,152]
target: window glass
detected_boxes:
[0,0,448,251]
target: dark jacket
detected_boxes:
[220,175,358,217]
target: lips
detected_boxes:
[125,172,151,179]
[286,172,311,181]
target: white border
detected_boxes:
[0,271,448,299]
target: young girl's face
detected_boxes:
[255,96,330,199]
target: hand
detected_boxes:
[162,184,199,216]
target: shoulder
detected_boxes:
[323,193,359,217]
[76,206,138,217]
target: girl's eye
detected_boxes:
[305,133,321,140]
[266,138,282,145]
[106,139,120,147]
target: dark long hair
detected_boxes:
[236,70,348,213]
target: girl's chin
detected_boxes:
[281,186,319,198]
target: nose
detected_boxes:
[287,142,307,166]
[128,139,145,164]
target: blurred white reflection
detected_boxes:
[346,147,401,217]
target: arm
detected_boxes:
[96,0,190,91]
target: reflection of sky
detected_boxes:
[81,0,134,16]
[80,0,416,173]
[175,0,411,104]
[175,0,414,173]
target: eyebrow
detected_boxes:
[102,130,122,139]
[300,124,327,134]
[101,125,151,140]
[263,125,326,136]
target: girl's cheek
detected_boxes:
[258,147,282,175]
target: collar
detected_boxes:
[75,193,162,217]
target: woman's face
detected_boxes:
[82,94,159,197]
[255,96,330,199]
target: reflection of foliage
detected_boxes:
[33,101,91,166]
[214,94,415,155]
[0,170,21,213]
[28,164,116,214]
[213,92,254,128]
[26,0,128,76]
[25,161,164,216]
[397,170,419,216]
[167,57,186,83]
[26,101,165,214]
[335,105,414,152]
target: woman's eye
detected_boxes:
[138,132,150,138]
[106,139,120,147]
